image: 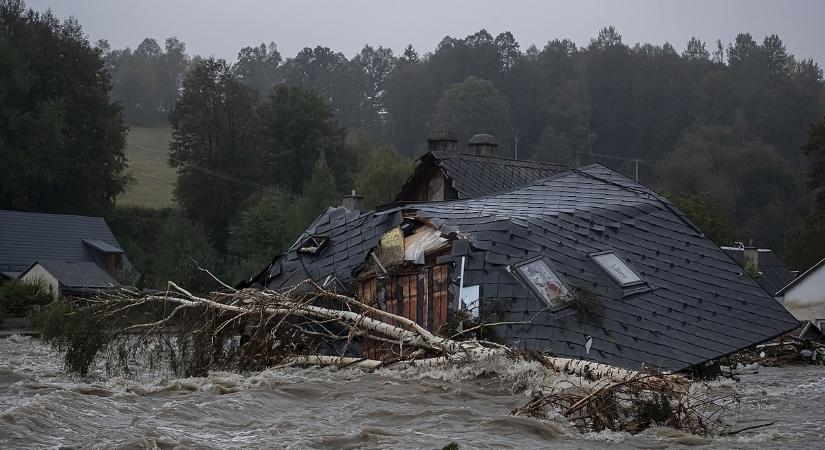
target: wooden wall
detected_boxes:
[355,264,450,360]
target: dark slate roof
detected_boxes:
[722,247,796,296]
[253,164,799,372]
[24,260,119,289]
[83,239,124,254]
[396,152,569,200]
[0,210,127,274]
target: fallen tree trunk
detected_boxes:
[72,281,651,383]
[36,279,731,436]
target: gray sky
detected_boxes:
[25,0,825,64]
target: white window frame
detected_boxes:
[513,257,573,310]
[589,250,645,288]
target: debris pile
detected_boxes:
[510,371,737,435]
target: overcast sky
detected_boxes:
[25,0,825,64]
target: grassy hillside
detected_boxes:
[118,125,176,208]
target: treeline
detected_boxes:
[104,27,825,264]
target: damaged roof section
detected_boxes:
[396,151,569,202]
[252,164,799,372]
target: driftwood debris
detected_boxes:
[44,279,737,435]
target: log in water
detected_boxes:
[1,335,823,449]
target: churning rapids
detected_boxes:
[1,335,824,449]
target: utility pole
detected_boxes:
[634,159,639,182]
[514,129,519,160]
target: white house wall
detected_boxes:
[783,265,825,327]
[19,264,60,301]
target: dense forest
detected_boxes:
[2,0,825,289]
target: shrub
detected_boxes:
[0,279,53,318]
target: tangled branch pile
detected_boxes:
[39,279,738,435]
[510,372,738,435]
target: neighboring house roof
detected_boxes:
[777,256,825,295]
[21,260,119,290]
[83,239,124,254]
[396,151,569,200]
[0,209,127,274]
[722,247,796,296]
[252,164,798,372]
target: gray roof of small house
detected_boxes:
[722,247,796,296]
[0,209,129,273]
[777,256,825,295]
[396,151,569,201]
[23,260,119,289]
[252,164,799,372]
[83,239,124,254]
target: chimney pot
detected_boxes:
[342,190,364,211]
[427,129,458,152]
[468,133,498,156]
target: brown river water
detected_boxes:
[1,335,824,449]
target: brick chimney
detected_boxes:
[468,134,498,156]
[342,190,364,211]
[427,129,458,152]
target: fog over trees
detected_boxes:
[3,0,825,286]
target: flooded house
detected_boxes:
[0,210,135,300]
[247,134,800,372]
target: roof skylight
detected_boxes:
[591,252,643,287]
[514,258,572,309]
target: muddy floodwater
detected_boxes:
[1,335,824,449]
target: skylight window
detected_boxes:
[514,258,572,309]
[591,252,643,287]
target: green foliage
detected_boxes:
[784,211,825,271]
[570,288,604,326]
[784,116,825,270]
[152,212,223,293]
[656,126,800,250]
[0,280,52,319]
[234,42,282,98]
[227,188,304,278]
[297,152,341,226]
[355,148,414,209]
[744,260,760,278]
[169,57,262,248]
[33,299,109,377]
[280,46,377,131]
[663,192,733,245]
[804,116,825,208]
[107,206,173,286]
[0,0,128,215]
[433,76,512,155]
[100,37,189,124]
[259,85,353,193]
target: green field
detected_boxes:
[118,125,176,208]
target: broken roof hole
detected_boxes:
[298,235,330,255]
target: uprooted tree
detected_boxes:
[38,278,740,435]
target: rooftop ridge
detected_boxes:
[430,151,569,169]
